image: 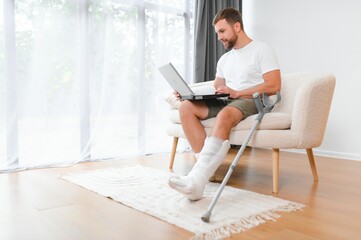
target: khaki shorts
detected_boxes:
[205,98,258,120]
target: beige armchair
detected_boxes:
[165,73,336,193]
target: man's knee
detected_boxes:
[179,100,208,119]
[179,100,193,116]
[216,107,243,126]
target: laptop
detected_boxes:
[158,62,230,100]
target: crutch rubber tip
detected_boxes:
[201,211,211,223]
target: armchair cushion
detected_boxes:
[169,109,291,130]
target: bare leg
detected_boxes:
[211,106,244,140]
[179,100,209,153]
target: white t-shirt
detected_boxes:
[215,40,279,91]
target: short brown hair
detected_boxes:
[212,7,243,30]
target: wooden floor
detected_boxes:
[1,147,361,240]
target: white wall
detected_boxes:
[243,0,361,160]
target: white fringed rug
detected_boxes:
[61,165,304,239]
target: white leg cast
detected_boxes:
[168,137,230,200]
[195,152,215,181]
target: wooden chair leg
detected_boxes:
[272,148,280,194]
[306,148,319,182]
[169,137,179,169]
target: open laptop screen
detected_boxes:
[159,62,229,100]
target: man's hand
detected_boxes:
[215,86,238,98]
[173,91,181,100]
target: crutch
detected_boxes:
[201,91,281,223]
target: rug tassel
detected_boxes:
[192,202,305,240]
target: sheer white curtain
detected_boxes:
[0,0,193,172]
[0,0,5,166]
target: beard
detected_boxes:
[222,32,238,50]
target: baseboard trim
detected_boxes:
[284,149,361,162]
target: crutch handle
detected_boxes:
[253,92,264,114]
[253,92,265,121]
[263,91,281,112]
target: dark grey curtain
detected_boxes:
[193,0,242,83]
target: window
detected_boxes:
[0,0,5,167]
[0,0,193,171]
[15,0,80,165]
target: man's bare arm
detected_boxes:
[214,77,226,90]
[215,70,281,98]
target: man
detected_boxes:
[168,7,281,200]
